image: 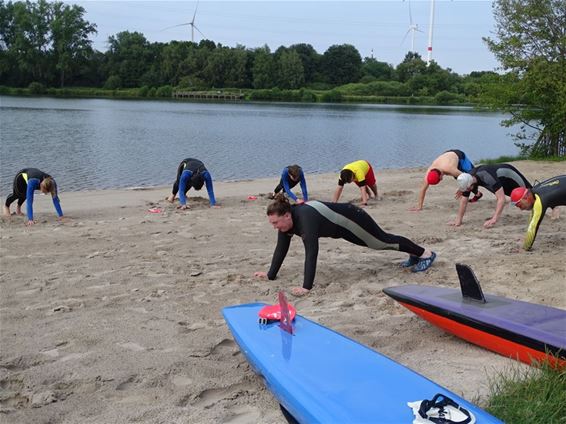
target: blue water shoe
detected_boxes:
[400,255,419,268]
[412,252,436,273]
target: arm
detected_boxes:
[202,171,217,206]
[178,170,193,206]
[301,234,319,290]
[484,188,506,228]
[449,195,469,226]
[299,171,308,201]
[281,169,298,202]
[523,197,545,250]
[411,179,430,211]
[52,195,63,217]
[267,232,292,280]
[332,185,344,203]
[26,179,40,222]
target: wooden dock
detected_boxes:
[173,91,244,101]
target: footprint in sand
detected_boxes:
[223,405,262,423]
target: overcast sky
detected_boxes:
[71,1,501,75]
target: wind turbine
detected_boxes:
[401,0,422,53]
[426,0,435,65]
[162,1,205,42]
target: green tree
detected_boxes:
[362,57,395,81]
[321,44,362,85]
[252,46,274,89]
[277,49,304,89]
[49,1,96,87]
[289,43,319,84]
[483,0,566,157]
[105,31,152,88]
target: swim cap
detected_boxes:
[427,169,442,185]
[457,173,474,192]
[511,187,528,205]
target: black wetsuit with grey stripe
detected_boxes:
[463,164,532,198]
[267,201,425,290]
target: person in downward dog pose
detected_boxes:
[167,158,219,209]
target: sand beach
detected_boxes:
[1,160,565,423]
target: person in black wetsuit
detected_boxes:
[166,158,219,209]
[3,168,63,226]
[510,175,565,250]
[450,163,531,228]
[254,195,436,296]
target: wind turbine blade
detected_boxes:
[193,25,206,39]
[400,29,411,46]
[161,23,190,31]
[192,0,200,24]
[408,0,413,25]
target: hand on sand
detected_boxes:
[291,287,310,297]
[483,218,497,228]
[254,271,267,279]
[177,204,190,210]
[408,206,422,212]
[26,220,36,226]
[211,205,221,209]
[447,219,462,227]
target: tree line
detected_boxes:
[0,0,564,157]
[0,0,493,100]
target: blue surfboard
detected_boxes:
[223,302,502,423]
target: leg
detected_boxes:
[368,184,378,198]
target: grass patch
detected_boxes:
[478,154,566,165]
[485,361,566,423]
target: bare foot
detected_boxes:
[291,287,310,297]
[165,195,175,203]
[3,206,10,216]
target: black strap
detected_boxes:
[418,394,473,424]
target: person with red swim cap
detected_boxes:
[511,175,565,250]
[409,149,482,211]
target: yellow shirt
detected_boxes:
[342,160,369,183]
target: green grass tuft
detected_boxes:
[485,360,566,423]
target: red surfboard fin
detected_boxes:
[278,291,294,335]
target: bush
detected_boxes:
[301,89,316,102]
[103,75,122,90]
[320,90,342,103]
[147,87,157,97]
[156,85,173,97]
[28,82,46,94]
[138,86,149,97]
[434,90,465,105]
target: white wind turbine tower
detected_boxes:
[162,0,205,42]
[426,0,435,65]
[401,0,422,53]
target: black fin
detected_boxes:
[456,263,486,303]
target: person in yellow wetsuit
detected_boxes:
[332,160,378,206]
[511,175,565,251]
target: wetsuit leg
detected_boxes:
[5,173,27,207]
[273,180,284,194]
[171,162,186,196]
[343,206,425,256]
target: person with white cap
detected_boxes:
[409,149,482,211]
[511,175,565,250]
[449,163,531,228]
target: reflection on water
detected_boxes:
[0,96,519,194]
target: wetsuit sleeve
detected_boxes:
[301,232,319,290]
[202,171,216,206]
[299,170,308,201]
[26,179,40,221]
[52,195,63,217]
[523,196,545,251]
[267,232,292,280]
[281,169,298,201]
[178,170,193,205]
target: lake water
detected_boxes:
[0,96,520,195]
